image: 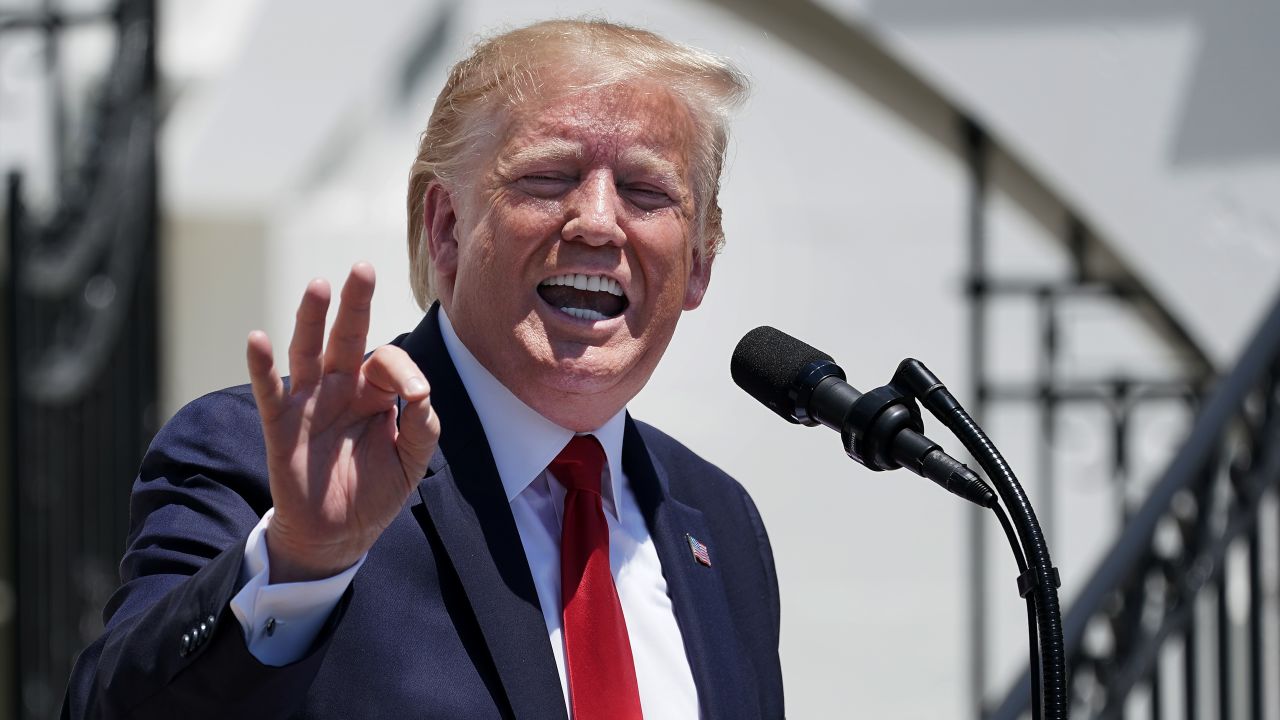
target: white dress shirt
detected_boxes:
[230,310,699,719]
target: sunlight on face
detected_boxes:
[434,79,713,430]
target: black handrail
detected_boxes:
[991,288,1280,718]
[3,1,159,717]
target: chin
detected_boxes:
[543,352,631,392]
[512,327,666,411]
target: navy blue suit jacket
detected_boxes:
[63,305,784,718]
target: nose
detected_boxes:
[562,171,626,247]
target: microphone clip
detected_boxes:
[840,383,926,473]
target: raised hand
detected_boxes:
[245,263,440,583]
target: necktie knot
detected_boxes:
[549,434,606,494]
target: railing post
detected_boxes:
[5,171,24,720]
[1185,606,1198,720]
[963,115,989,720]
[1037,287,1057,551]
[1216,559,1231,719]
[1246,526,1262,720]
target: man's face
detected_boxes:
[427,78,712,430]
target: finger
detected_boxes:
[361,345,430,401]
[287,278,331,392]
[396,395,441,484]
[323,263,376,376]
[246,330,286,419]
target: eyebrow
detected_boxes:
[498,139,583,171]
[619,146,684,191]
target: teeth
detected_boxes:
[560,307,608,321]
[540,274,623,297]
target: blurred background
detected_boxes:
[2,0,1279,717]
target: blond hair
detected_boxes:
[405,19,750,308]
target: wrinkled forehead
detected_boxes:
[504,81,696,161]
[482,75,701,174]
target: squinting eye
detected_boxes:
[516,175,574,197]
[623,185,674,210]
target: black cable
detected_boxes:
[993,502,1041,719]
[895,360,1067,720]
[945,401,1064,720]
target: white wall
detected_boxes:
[821,0,1280,364]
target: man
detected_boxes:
[64,19,783,719]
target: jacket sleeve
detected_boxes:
[61,387,349,719]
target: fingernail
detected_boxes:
[407,377,428,396]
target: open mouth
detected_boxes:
[537,273,629,322]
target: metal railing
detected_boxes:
[2,1,158,717]
[991,288,1280,718]
[962,121,1217,719]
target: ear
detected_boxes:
[424,181,460,289]
[682,251,714,311]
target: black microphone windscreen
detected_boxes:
[731,326,835,422]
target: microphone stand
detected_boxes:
[886,359,1067,720]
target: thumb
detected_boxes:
[396,395,440,484]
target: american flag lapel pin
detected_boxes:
[686,534,712,567]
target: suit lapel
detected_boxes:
[623,418,760,719]
[397,306,567,720]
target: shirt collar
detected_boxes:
[438,309,627,519]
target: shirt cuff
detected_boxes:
[229,508,366,667]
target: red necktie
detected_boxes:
[550,435,644,720]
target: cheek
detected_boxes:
[656,236,696,290]
[509,205,566,243]
[456,223,500,277]
[485,205,561,258]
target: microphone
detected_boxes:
[731,326,997,508]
